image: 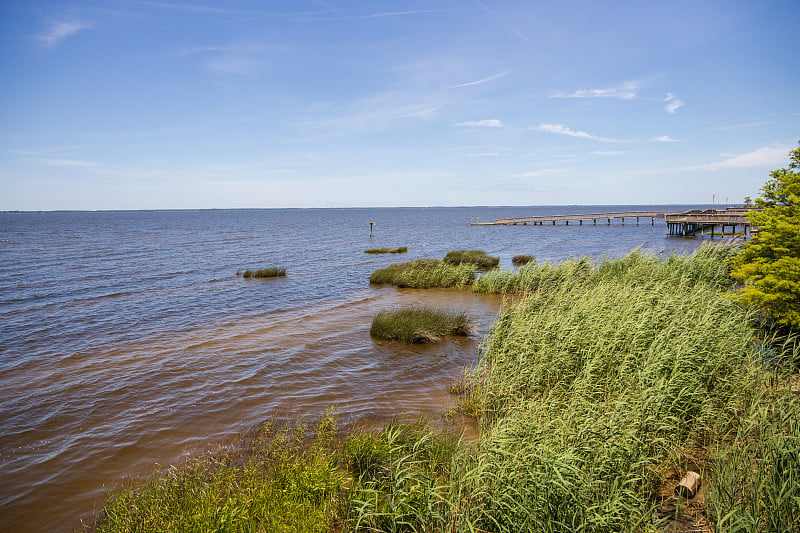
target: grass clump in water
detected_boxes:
[238,267,286,278]
[364,246,408,254]
[511,254,536,265]
[369,259,475,288]
[370,306,473,343]
[443,249,499,269]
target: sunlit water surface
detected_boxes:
[0,206,709,531]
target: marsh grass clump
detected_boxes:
[364,246,408,254]
[239,267,286,278]
[443,249,499,269]
[511,254,536,265]
[370,307,473,343]
[369,259,475,288]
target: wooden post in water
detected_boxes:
[369,222,375,237]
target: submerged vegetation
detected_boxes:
[370,307,473,343]
[443,249,500,269]
[364,247,408,254]
[93,245,800,532]
[238,267,286,278]
[368,259,475,288]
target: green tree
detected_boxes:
[730,141,800,328]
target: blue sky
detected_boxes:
[1,0,798,210]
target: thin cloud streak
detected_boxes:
[550,80,642,100]
[363,10,442,19]
[36,157,97,167]
[456,119,504,127]
[513,169,566,177]
[449,71,509,89]
[533,123,620,142]
[35,21,92,48]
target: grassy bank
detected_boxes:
[89,245,800,532]
[370,307,473,343]
[457,244,799,532]
[90,415,461,533]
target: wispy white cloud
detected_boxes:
[38,158,97,167]
[513,169,567,177]
[698,144,792,170]
[448,71,509,89]
[467,152,501,157]
[302,91,444,135]
[550,80,642,100]
[181,43,278,75]
[710,121,770,131]
[532,123,620,142]
[35,21,92,48]
[126,1,258,15]
[456,119,504,127]
[651,135,680,143]
[664,92,684,114]
[474,0,530,44]
[592,150,625,156]
[363,10,442,19]
[16,150,98,167]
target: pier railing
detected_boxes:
[477,211,672,226]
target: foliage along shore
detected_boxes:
[87,245,799,532]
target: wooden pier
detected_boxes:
[664,208,754,237]
[473,211,670,226]
[473,207,756,238]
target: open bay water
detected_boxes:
[0,205,710,531]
